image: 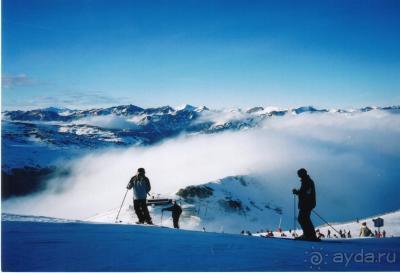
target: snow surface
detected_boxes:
[2,216,399,271]
[1,213,80,224]
[316,210,400,238]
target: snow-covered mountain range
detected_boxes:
[3,104,399,169]
[2,104,400,199]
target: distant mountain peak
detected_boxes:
[41,107,70,113]
[195,106,209,112]
[291,106,328,114]
[246,106,264,114]
[175,104,197,111]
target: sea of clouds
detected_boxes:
[3,110,400,227]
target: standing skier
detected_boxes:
[359,222,372,237]
[127,168,153,225]
[162,200,182,229]
[292,168,318,241]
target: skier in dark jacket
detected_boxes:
[162,201,182,229]
[127,168,153,224]
[292,168,318,241]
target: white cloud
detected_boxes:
[195,108,251,126]
[2,92,129,111]
[72,115,140,129]
[2,74,38,88]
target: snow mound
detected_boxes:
[2,213,80,224]
[87,176,284,233]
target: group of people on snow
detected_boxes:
[240,168,319,241]
[125,167,388,240]
[359,222,387,238]
[315,228,351,239]
[125,167,320,240]
[126,168,182,228]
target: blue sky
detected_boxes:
[2,0,400,110]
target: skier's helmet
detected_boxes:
[297,168,308,178]
[138,168,145,174]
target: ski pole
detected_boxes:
[115,189,128,223]
[312,210,341,236]
[293,194,297,232]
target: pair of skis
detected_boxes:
[260,235,343,243]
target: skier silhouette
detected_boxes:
[162,200,182,229]
[292,168,318,241]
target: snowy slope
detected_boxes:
[1,213,81,224]
[316,210,400,238]
[2,216,399,271]
[87,176,285,233]
[254,209,400,240]
[88,205,400,238]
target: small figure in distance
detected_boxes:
[347,230,352,238]
[359,222,373,237]
[316,229,325,239]
[162,200,183,229]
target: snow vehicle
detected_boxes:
[147,197,173,206]
[146,193,174,206]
